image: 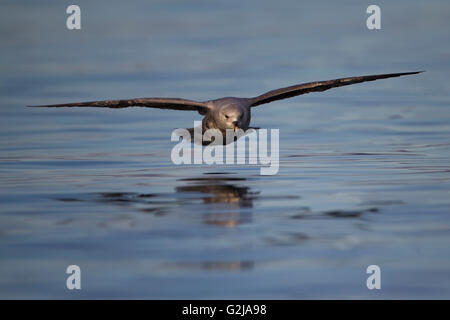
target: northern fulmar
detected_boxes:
[29,71,422,143]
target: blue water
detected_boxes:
[1,0,450,299]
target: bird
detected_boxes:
[29,71,422,144]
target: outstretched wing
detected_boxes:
[249,71,423,107]
[28,97,209,113]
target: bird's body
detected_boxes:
[29,71,422,144]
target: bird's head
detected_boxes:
[215,103,249,132]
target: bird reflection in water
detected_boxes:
[56,176,257,272]
[57,175,258,228]
[176,176,258,227]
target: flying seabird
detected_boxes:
[29,71,422,144]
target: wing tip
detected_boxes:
[398,70,425,76]
[27,105,62,108]
[27,104,69,108]
[383,71,424,77]
[407,70,425,74]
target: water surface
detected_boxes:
[1,0,450,298]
